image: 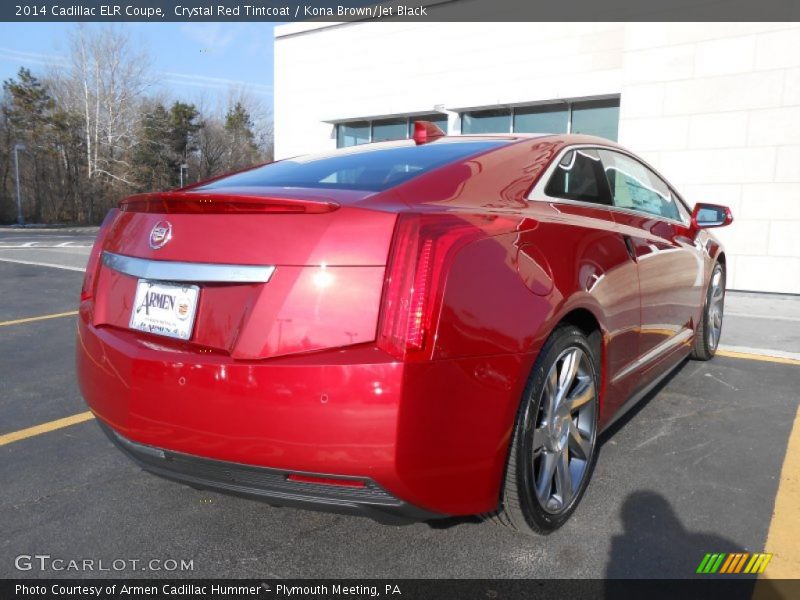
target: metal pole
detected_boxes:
[13,144,25,225]
[180,164,188,188]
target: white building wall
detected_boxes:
[274,22,800,294]
[274,22,625,156]
[617,23,800,294]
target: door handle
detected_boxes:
[623,236,637,261]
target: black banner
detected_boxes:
[2,0,800,23]
[4,579,800,600]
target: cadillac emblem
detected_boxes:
[149,221,172,249]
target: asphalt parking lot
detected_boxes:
[0,229,798,580]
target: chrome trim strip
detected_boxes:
[102,251,275,283]
[611,328,694,384]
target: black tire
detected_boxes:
[692,262,726,361]
[488,325,600,535]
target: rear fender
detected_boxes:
[546,295,610,415]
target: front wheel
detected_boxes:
[489,325,599,535]
[692,262,726,361]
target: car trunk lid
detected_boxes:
[91,189,396,359]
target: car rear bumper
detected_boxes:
[77,311,535,517]
[98,420,438,523]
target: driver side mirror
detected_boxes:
[691,203,733,229]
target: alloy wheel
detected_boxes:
[531,347,597,514]
[707,267,725,350]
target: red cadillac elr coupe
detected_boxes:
[77,122,732,535]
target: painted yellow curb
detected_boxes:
[716,349,800,367]
[760,406,800,579]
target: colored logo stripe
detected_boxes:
[719,553,750,573]
[697,553,725,573]
[744,553,773,574]
[697,553,772,574]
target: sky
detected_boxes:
[0,22,276,110]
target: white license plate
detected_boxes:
[129,280,199,341]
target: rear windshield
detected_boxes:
[199,140,508,192]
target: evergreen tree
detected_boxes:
[224,101,259,170]
[3,68,57,221]
[169,101,200,165]
[132,101,173,191]
[3,68,54,134]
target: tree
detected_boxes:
[0,89,13,222]
[193,91,272,180]
[54,25,152,220]
[3,68,58,221]
[131,101,172,192]
[195,117,227,180]
[0,25,274,224]
[4,68,53,133]
[169,101,200,165]
[224,101,260,171]
[131,100,202,190]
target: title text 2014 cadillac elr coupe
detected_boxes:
[76,122,733,535]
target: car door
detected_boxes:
[528,148,642,413]
[597,149,702,364]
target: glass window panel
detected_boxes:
[203,140,509,193]
[544,149,610,205]
[336,121,370,148]
[372,118,408,142]
[598,150,680,221]
[513,104,569,134]
[673,191,691,222]
[461,109,511,134]
[571,100,620,141]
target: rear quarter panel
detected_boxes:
[387,202,642,512]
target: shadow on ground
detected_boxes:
[606,490,744,578]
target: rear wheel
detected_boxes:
[489,325,599,535]
[692,262,725,361]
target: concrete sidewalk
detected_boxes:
[0,225,99,234]
[722,292,800,358]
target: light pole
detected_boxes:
[179,163,188,188]
[13,143,25,225]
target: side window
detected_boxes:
[544,149,610,205]
[598,150,681,222]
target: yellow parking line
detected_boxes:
[0,411,95,447]
[0,310,78,328]
[722,345,800,581]
[716,349,800,367]
[761,406,800,578]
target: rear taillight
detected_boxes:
[378,213,484,361]
[80,209,118,302]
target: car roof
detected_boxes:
[437,132,623,146]
[343,132,623,150]
[298,133,621,158]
